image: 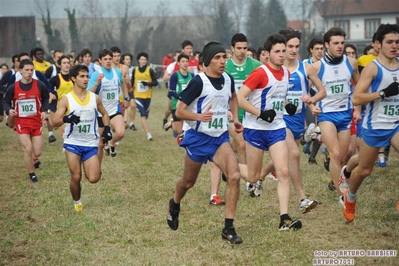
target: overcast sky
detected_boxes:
[0,0,193,18]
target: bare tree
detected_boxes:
[33,0,65,54]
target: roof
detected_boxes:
[287,20,309,30]
[314,0,399,16]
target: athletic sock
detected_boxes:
[48,131,54,137]
[344,168,351,178]
[347,190,357,202]
[74,200,82,205]
[224,218,234,229]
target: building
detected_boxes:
[311,0,399,52]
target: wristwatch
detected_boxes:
[124,96,130,101]
[379,90,385,99]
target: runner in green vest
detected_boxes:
[210,33,262,200]
[167,54,193,138]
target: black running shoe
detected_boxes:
[167,198,180,230]
[221,227,243,245]
[308,157,317,165]
[48,135,57,143]
[34,159,41,169]
[279,219,302,231]
[30,175,39,183]
[328,180,336,191]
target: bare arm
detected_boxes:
[96,95,110,126]
[306,63,326,103]
[237,85,261,117]
[51,96,69,128]
[352,63,379,106]
[176,101,212,122]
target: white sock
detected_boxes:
[74,200,81,205]
[210,194,217,200]
[48,131,54,137]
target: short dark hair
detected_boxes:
[70,64,89,79]
[20,59,34,69]
[137,52,148,61]
[53,49,63,55]
[247,47,256,58]
[374,23,399,44]
[278,28,301,42]
[256,46,267,59]
[324,27,346,44]
[177,53,189,62]
[98,49,113,59]
[33,47,44,56]
[181,40,193,49]
[110,46,121,54]
[263,33,287,52]
[80,48,92,57]
[344,43,357,56]
[307,38,324,53]
[193,50,201,57]
[12,54,18,64]
[57,55,71,66]
[122,53,133,63]
[231,33,248,47]
[17,52,30,61]
[363,44,373,55]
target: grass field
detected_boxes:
[1,88,398,265]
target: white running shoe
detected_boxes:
[147,133,153,141]
[266,172,278,181]
[338,165,350,193]
[253,180,263,197]
[299,198,318,214]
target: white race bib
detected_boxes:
[18,99,37,117]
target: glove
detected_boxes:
[63,114,80,124]
[141,81,149,86]
[285,103,297,116]
[259,109,276,123]
[102,126,113,144]
[382,82,399,97]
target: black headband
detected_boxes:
[202,44,225,67]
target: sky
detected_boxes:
[0,0,193,18]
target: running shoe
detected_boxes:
[147,133,153,141]
[74,203,83,212]
[110,146,117,158]
[163,120,173,131]
[324,151,330,172]
[328,180,336,191]
[299,198,318,214]
[338,165,350,193]
[30,175,39,183]
[33,158,41,169]
[303,145,311,155]
[210,195,225,206]
[342,189,356,223]
[48,135,57,143]
[308,157,317,165]
[304,123,316,142]
[129,123,137,131]
[266,171,278,181]
[166,198,180,230]
[104,144,110,156]
[221,227,243,245]
[279,219,302,231]
[377,152,386,167]
[253,179,263,197]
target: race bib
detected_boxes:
[234,80,244,93]
[18,99,37,117]
[137,80,149,93]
